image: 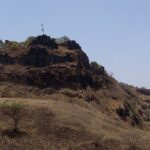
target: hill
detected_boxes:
[0,35,150,150]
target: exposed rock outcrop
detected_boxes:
[0,35,111,89]
[30,35,58,49]
[0,53,14,64]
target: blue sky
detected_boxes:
[0,0,150,88]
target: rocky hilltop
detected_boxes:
[1,34,150,124]
[0,35,111,89]
[0,35,150,150]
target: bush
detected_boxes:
[55,36,70,44]
[116,102,143,126]
[10,43,19,50]
[90,61,101,69]
[24,36,35,47]
[116,106,130,121]
[90,61,105,75]
[5,41,20,50]
[0,101,26,133]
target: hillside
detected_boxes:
[0,35,150,150]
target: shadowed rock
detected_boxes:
[30,35,58,49]
[0,34,110,89]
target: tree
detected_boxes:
[0,101,26,133]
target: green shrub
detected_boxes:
[90,61,101,69]
[9,42,20,50]
[0,101,26,133]
[24,36,35,47]
[116,102,144,127]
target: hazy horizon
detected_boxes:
[0,0,150,88]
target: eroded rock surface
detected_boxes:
[0,35,111,89]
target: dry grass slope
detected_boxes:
[0,97,149,150]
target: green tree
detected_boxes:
[0,101,26,133]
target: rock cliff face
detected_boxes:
[0,53,14,64]
[0,35,111,89]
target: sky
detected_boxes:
[0,0,150,88]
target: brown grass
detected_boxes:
[0,97,149,149]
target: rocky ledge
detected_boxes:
[0,35,111,89]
